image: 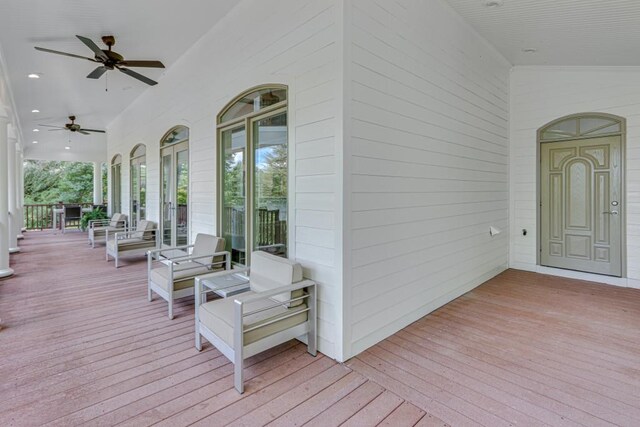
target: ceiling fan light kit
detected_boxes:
[35,35,165,86]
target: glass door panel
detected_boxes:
[253,112,287,257]
[176,148,189,246]
[161,153,172,246]
[160,140,189,247]
[111,163,121,214]
[139,164,146,221]
[131,162,139,226]
[221,126,246,264]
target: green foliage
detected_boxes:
[80,208,108,231]
[24,160,95,205]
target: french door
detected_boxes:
[130,148,146,227]
[160,140,189,247]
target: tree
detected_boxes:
[24,160,95,205]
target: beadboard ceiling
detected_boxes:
[0,0,237,161]
[444,0,640,66]
[2,0,639,161]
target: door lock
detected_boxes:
[611,201,619,206]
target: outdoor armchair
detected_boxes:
[194,251,317,393]
[106,220,158,268]
[147,234,228,319]
[88,213,128,248]
[63,205,82,232]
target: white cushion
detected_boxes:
[109,213,127,228]
[192,234,225,266]
[199,293,308,346]
[249,251,303,306]
[150,261,212,292]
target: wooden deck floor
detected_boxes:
[1,231,639,426]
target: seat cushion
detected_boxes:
[90,225,119,238]
[107,237,155,252]
[249,251,304,307]
[150,261,211,292]
[199,293,308,347]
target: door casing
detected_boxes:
[536,113,626,277]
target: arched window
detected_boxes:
[539,114,622,142]
[130,144,147,226]
[217,85,288,265]
[110,154,122,214]
[161,125,189,146]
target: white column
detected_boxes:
[7,135,19,253]
[0,110,14,278]
[16,147,24,238]
[93,162,102,205]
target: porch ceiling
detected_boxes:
[0,0,237,162]
[444,0,640,66]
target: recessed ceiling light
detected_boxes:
[64,146,70,150]
[27,73,41,79]
[32,128,39,132]
[522,48,538,54]
[31,109,40,113]
[484,0,503,7]
[32,141,38,144]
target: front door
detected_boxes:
[160,140,189,247]
[540,136,622,276]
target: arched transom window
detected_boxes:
[540,114,622,142]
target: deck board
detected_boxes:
[1,231,639,426]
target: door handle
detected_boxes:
[602,211,618,215]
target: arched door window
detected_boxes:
[217,85,288,265]
[110,154,122,214]
[130,144,147,227]
[160,126,189,247]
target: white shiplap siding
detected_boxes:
[107,0,343,359]
[345,0,511,357]
[510,67,640,283]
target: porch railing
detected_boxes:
[24,203,94,230]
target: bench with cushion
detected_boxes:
[147,233,229,319]
[195,251,317,393]
[106,220,158,268]
[88,213,128,248]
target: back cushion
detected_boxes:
[191,234,225,267]
[109,213,127,228]
[135,220,156,240]
[249,251,304,306]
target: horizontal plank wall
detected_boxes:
[510,67,640,284]
[107,0,343,359]
[345,0,511,357]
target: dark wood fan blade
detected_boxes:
[78,130,91,135]
[38,124,66,128]
[34,46,97,62]
[119,60,165,68]
[48,128,67,131]
[87,66,108,79]
[76,35,108,61]
[117,67,158,86]
[79,128,106,133]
